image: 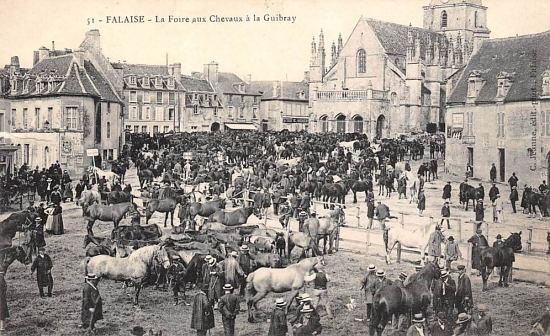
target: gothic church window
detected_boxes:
[441,11,448,28]
[357,49,366,74]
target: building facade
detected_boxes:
[114,62,185,135]
[5,30,124,176]
[203,62,262,131]
[309,0,489,138]
[446,31,550,186]
[250,80,309,131]
[0,58,17,175]
[180,75,222,132]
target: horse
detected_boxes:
[0,245,32,271]
[0,210,34,249]
[525,189,550,218]
[350,179,372,203]
[245,256,324,322]
[138,169,155,188]
[306,211,342,255]
[463,185,483,211]
[85,244,171,306]
[529,308,550,336]
[402,171,419,203]
[145,191,183,227]
[79,188,102,214]
[107,190,132,205]
[207,207,260,226]
[369,262,441,336]
[189,198,226,219]
[288,231,321,261]
[84,202,139,236]
[321,180,349,208]
[384,224,442,265]
[112,161,128,183]
[479,232,522,291]
[83,235,116,257]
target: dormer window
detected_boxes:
[298,91,306,99]
[129,75,137,86]
[155,76,163,88]
[168,77,175,88]
[441,11,448,29]
[467,71,484,99]
[35,82,40,93]
[142,76,149,88]
[542,70,550,96]
[496,72,515,98]
[22,79,29,94]
[10,78,17,93]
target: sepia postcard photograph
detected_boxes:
[0,0,549,335]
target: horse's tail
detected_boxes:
[245,272,256,301]
[84,256,91,275]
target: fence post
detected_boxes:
[484,221,489,239]
[356,205,361,228]
[400,212,404,228]
[466,242,472,274]
[458,218,463,243]
[527,226,533,253]
[366,228,371,254]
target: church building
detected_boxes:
[309,0,490,138]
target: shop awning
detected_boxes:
[224,123,257,130]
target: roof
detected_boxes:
[448,31,550,104]
[180,75,214,92]
[215,72,261,96]
[365,18,444,68]
[249,81,309,101]
[113,63,169,76]
[9,55,122,103]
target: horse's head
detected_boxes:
[155,246,171,270]
[16,245,32,265]
[505,232,522,252]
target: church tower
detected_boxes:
[309,30,326,83]
[422,0,490,60]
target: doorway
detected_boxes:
[467,147,474,176]
[336,114,346,133]
[352,115,364,133]
[498,148,505,182]
[210,122,220,132]
[376,115,386,139]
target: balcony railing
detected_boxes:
[316,89,387,101]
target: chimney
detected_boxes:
[10,56,20,75]
[73,48,85,67]
[170,63,181,77]
[203,61,219,84]
[52,41,55,51]
[272,81,278,97]
[303,71,310,82]
[83,29,101,52]
[37,46,50,64]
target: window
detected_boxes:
[168,108,174,120]
[143,91,150,103]
[168,77,174,88]
[47,107,52,125]
[169,92,175,105]
[153,126,159,134]
[390,92,398,106]
[497,112,505,137]
[22,108,28,128]
[108,149,114,160]
[35,108,40,129]
[163,92,168,104]
[252,107,258,119]
[129,76,136,85]
[0,112,4,132]
[228,106,234,117]
[465,111,474,136]
[138,106,143,120]
[107,102,111,114]
[133,125,139,133]
[357,49,366,74]
[213,107,218,117]
[142,126,147,133]
[320,115,328,133]
[474,11,479,28]
[497,80,505,97]
[191,126,198,130]
[24,144,29,165]
[542,111,550,136]
[125,125,131,131]
[164,126,169,133]
[129,91,137,102]
[155,77,162,88]
[143,76,149,88]
[107,122,111,138]
[468,79,476,97]
[131,106,138,120]
[11,109,16,129]
[145,106,150,120]
[193,105,199,115]
[542,72,550,95]
[157,92,163,104]
[441,11,448,28]
[65,106,79,130]
[239,105,245,118]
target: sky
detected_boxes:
[0,0,549,82]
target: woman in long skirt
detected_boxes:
[51,204,64,235]
[44,204,55,234]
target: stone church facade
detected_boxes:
[309,0,490,138]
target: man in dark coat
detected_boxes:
[30,247,53,297]
[475,304,493,336]
[440,201,451,229]
[50,186,62,206]
[169,255,187,305]
[272,186,284,215]
[79,273,103,332]
[455,265,473,314]
[237,245,253,296]
[433,270,456,321]
[467,229,488,272]
[493,234,504,248]
[218,284,240,336]
[459,179,468,205]
[508,173,518,191]
[475,200,485,225]
[367,197,375,229]
[442,181,452,202]
[509,186,519,213]
[190,285,215,336]
[430,312,450,336]
[489,183,500,203]
[489,163,497,183]
[268,298,288,336]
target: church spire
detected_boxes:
[407,27,414,62]
[318,29,326,75]
[337,33,343,56]
[331,41,337,66]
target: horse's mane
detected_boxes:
[128,245,161,264]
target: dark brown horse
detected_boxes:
[0,245,32,271]
[480,232,521,291]
[208,207,260,226]
[138,169,155,188]
[462,185,483,211]
[107,190,132,205]
[145,194,184,227]
[321,180,349,208]
[369,262,441,336]
[189,198,226,219]
[83,235,115,257]
[0,210,34,249]
[350,180,373,203]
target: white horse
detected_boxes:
[85,244,171,306]
[384,223,442,265]
[339,140,358,151]
[276,157,301,167]
[404,171,420,203]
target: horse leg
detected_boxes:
[134,282,142,307]
[248,290,268,323]
[386,241,398,264]
[353,190,357,203]
[86,220,95,237]
[170,210,175,227]
[482,267,490,291]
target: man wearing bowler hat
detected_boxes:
[453,312,479,335]
[218,284,240,336]
[268,298,288,336]
[406,313,429,336]
[79,273,103,332]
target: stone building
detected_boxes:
[0,58,18,175]
[113,62,186,135]
[309,0,490,137]
[446,31,550,186]
[5,30,124,176]
[179,74,221,132]
[249,79,309,131]
[202,62,262,131]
